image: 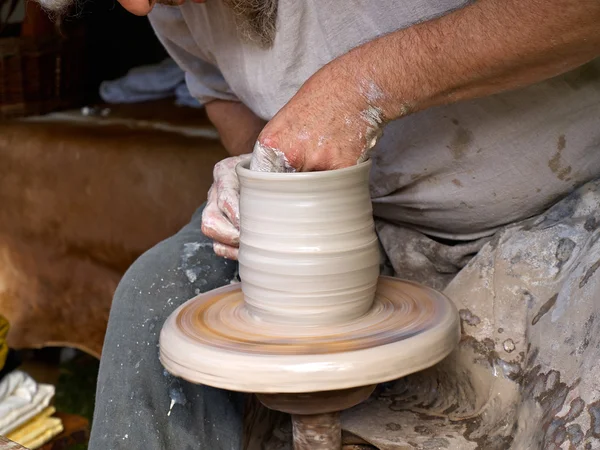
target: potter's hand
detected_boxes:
[250,57,387,173]
[201,154,251,260]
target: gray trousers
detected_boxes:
[88,206,245,450]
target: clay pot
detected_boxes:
[160,160,460,393]
[236,160,380,326]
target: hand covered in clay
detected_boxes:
[250,54,389,173]
[201,154,251,260]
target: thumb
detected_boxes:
[249,140,296,173]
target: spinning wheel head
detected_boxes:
[160,276,460,393]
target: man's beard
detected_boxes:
[35,0,73,20]
[222,0,278,48]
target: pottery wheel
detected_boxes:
[160,276,459,393]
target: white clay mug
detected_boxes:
[236,160,381,326]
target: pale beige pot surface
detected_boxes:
[236,160,380,326]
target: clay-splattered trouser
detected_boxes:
[341,180,600,449]
[89,179,600,449]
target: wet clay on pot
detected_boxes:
[160,160,460,393]
[237,159,380,326]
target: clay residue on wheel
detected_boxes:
[174,278,455,355]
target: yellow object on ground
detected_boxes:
[0,315,9,370]
[20,420,63,450]
[7,406,64,449]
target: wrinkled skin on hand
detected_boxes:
[201,154,251,260]
[251,54,387,173]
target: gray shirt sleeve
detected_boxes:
[148,5,238,105]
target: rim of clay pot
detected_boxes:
[236,158,371,180]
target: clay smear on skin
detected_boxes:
[360,106,385,159]
[357,79,387,162]
[357,78,414,162]
[214,156,247,227]
[250,141,296,173]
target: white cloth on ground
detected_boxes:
[0,371,55,435]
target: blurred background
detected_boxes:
[0,1,228,447]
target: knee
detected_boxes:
[109,222,238,326]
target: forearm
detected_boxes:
[205,100,266,156]
[348,0,600,121]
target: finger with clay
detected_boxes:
[201,154,251,260]
[250,141,296,173]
